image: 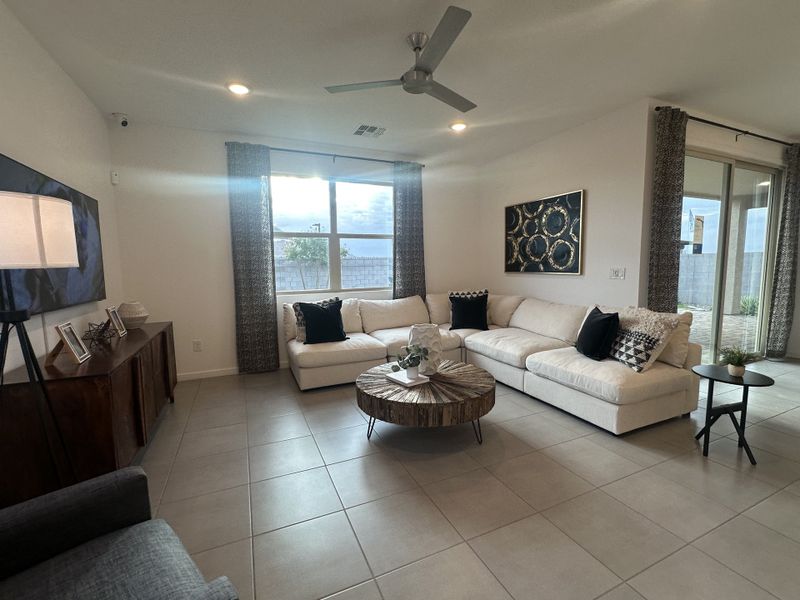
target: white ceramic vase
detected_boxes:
[117,301,150,329]
[405,365,419,379]
[409,323,442,376]
[727,364,745,377]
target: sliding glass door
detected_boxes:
[679,153,779,362]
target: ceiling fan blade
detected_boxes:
[425,81,476,112]
[416,6,472,73]
[325,80,402,94]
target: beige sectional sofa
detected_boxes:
[283,294,700,434]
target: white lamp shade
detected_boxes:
[0,191,79,269]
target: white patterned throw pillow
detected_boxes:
[610,307,680,372]
[293,297,339,343]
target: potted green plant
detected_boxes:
[719,346,756,377]
[391,344,429,379]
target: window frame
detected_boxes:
[271,173,394,295]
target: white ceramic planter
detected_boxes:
[408,323,442,375]
[727,364,746,377]
[405,365,419,379]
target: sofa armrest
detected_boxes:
[0,466,151,579]
[199,577,240,600]
[684,342,702,409]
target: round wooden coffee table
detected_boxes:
[355,360,495,444]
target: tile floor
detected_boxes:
[138,360,800,600]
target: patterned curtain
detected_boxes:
[766,144,800,358]
[225,142,279,372]
[393,161,426,299]
[647,107,688,313]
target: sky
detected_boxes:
[271,176,392,257]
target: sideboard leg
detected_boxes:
[471,419,483,445]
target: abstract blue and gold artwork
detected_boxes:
[505,190,583,274]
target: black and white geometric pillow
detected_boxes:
[293,297,339,343]
[610,329,661,372]
[448,289,488,300]
[610,307,680,372]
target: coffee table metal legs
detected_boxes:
[364,415,484,445]
[471,419,483,444]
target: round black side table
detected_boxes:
[692,364,774,465]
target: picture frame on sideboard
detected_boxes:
[106,306,127,337]
[54,322,92,364]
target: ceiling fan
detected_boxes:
[325,5,476,113]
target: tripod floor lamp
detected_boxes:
[0,191,79,487]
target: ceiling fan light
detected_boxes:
[227,83,250,96]
[449,121,467,132]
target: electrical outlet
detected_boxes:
[609,267,626,280]
[192,340,203,352]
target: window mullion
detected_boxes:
[329,178,342,291]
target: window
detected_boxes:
[272,175,394,292]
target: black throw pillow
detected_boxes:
[450,294,489,330]
[576,307,619,360]
[298,300,348,344]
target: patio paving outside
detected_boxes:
[684,307,761,362]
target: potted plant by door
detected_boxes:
[719,346,756,377]
[391,344,429,380]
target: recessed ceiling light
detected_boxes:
[757,180,771,187]
[227,83,250,96]
[449,120,467,132]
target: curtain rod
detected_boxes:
[270,146,425,168]
[655,106,793,147]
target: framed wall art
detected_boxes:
[505,190,583,274]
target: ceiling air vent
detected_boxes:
[353,124,386,138]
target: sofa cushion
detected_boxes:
[439,323,499,344]
[297,300,348,344]
[283,299,361,341]
[488,294,525,327]
[359,296,429,333]
[450,293,489,330]
[288,333,387,368]
[293,297,339,342]
[611,307,680,372]
[576,307,619,360]
[0,519,223,600]
[526,346,692,405]
[508,298,588,344]
[658,311,693,368]
[425,293,451,325]
[465,327,569,368]
[370,326,461,356]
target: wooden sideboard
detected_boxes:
[0,322,176,508]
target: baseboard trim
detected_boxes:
[178,364,292,382]
[177,367,239,382]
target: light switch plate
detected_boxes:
[609,267,626,280]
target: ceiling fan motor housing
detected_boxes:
[402,69,432,93]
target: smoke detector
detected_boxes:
[353,124,386,138]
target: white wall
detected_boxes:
[472,100,653,308]
[109,123,475,378]
[0,0,124,371]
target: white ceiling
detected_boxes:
[6,0,800,164]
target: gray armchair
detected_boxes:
[0,467,238,600]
